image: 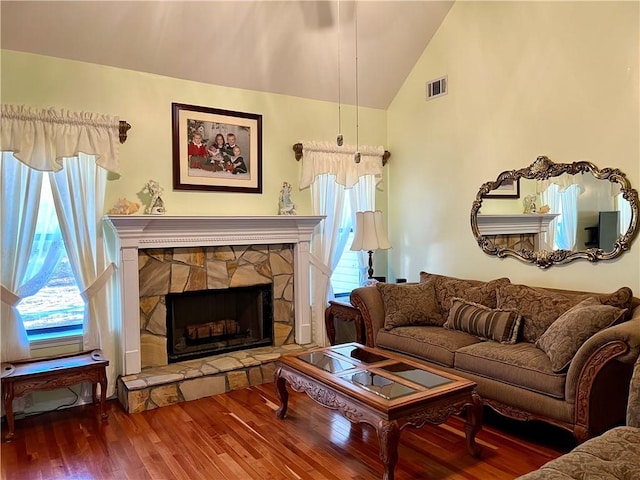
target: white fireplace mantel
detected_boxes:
[104,215,324,375]
[476,213,559,235]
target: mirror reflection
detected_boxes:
[471,156,639,268]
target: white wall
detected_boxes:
[387,1,640,292]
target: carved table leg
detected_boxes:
[464,392,483,457]
[376,420,400,480]
[274,367,289,419]
[98,370,108,421]
[324,308,337,345]
[2,385,15,441]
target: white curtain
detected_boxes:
[0,153,44,361]
[50,155,117,396]
[617,193,632,236]
[541,183,580,250]
[541,186,560,249]
[556,185,579,250]
[1,105,120,396]
[311,175,349,324]
[301,141,384,345]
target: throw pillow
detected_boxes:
[377,281,443,330]
[496,283,585,343]
[444,297,522,344]
[420,272,510,321]
[535,297,627,372]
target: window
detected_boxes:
[16,179,84,337]
[330,196,361,297]
[330,229,361,297]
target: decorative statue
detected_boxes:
[523,195,537,214]
[142,180,166,215]
[278,181,296,215]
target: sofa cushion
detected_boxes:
[377,281,443,330]
[536,297,627,372]
[420,272,510,321]
[454,342,566,399]
[445,298,522,344]
[375,326,480,367]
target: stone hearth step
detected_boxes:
[117,343,316,413]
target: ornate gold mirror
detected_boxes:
[471,156,639,268]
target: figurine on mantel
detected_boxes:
[142,179,166,215]
[523,195,537,214]
[278,181,296,215]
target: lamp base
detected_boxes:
[367,250,374,279]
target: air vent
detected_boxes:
[426,76,447,100]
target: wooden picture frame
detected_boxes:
[172,103,262,193]
[483,178,520,198]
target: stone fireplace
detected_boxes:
[105,215,324,376]
[137,243,293,368]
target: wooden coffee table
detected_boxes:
[274,343,482,480]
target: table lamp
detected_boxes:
[350,210,392,279]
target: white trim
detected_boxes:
[28,330,83,351]
[104,215,324,375]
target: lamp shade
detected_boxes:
[350,210,392,252]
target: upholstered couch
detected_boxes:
[517,354,640,479]
[350,272,640,442]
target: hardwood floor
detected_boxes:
[1,383,575,480]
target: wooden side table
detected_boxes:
[1,349,109,441]
[325,300,363,345]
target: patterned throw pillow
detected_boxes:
[420,272,510,321]
[535,297,627,372]
[444,298,522,344]
[496,283,584,343]
[377,281,443,330]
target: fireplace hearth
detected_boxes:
[166,284,273,362]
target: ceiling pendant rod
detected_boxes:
[337,0,343,146]
[354,3,361,164]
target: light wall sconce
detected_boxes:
[350,210,392,279]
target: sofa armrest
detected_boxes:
[567,306,640,400]
[350,286,385,346]
[566,306,640,440]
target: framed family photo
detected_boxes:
[172,103,262,193]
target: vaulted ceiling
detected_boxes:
[1,1,454,109]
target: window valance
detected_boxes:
[1,105,121,174]
[299,141,385,189]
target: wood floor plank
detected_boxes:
[2,383,571,479]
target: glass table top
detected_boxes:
[298,351,356,374]
[380,363,453,389]
[331,344,390,364]
[340,371,417,400]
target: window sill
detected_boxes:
[28,329,83,351]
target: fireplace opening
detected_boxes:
[166,284,273,363]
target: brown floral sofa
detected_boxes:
[517,354,640,479]
[350,272,640,442]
